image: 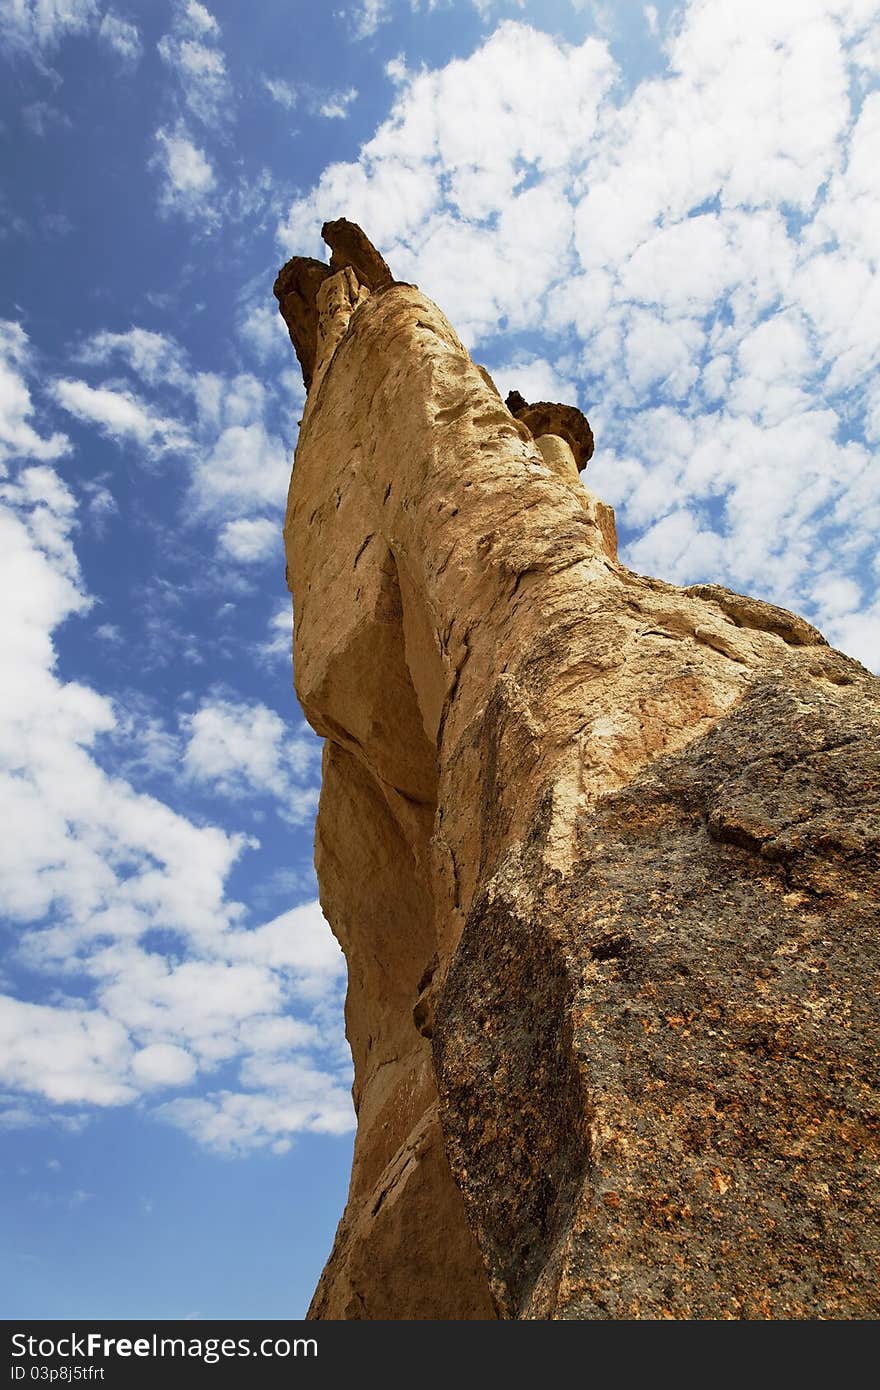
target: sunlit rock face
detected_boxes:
[276,221,880,1321]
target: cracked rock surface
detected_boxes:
[277,224,879,1320]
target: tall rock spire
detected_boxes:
[276,222,879,1319]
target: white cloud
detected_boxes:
[54,334,293,554]
[97,10,141,62]
[0,430,349,1144]
[0,322,70,468]
[53,378,189,454]
[237,302,294,363]
[157,0,229,128]
[278,22,616,345]
[77,328,189,389]
[0,997,134,1105]
[182,697,320,823]
[264,76,358,121]
[152,124,217,223]
[226,902,346,1002]
[258,601,293,666]
[486,354,578,406]
[263,76,299,109]
[319,87,358,120]
[191,419,290,515]
[218,517,279,564]
[22,100,70,136]
[278,6,879,668]
[350,0,391,39]
[157,1066,353,1154]
[823,604,880,670]
[0,0,97,60]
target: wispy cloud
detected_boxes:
[77,328,190,389]
[318,86,358,119]
[349,0,391,40]
[97,10,142,64]
[263,77,298,109]
[58,330,295,562]
[263,76,359,121]
[53,378,190,454]
[0,0,97,64]
[0,322,70,467]
[157,0,230,129]
[0,0,142,71]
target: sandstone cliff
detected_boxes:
[276,221,879,1320]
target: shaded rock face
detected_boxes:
[277,224,879,1320]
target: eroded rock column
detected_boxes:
[277,222,879,1320]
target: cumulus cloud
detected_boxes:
[182,697,320,824]
[52,330,293,563]
[188,371,292,516]
[279,5,880,670]
[0,374,349,1146]
[486,354,579,408]
[218,517,279,564]
[278,22,616,344]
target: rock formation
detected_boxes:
[275,221,879,1320]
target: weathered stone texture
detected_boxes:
[278,224,879,1320]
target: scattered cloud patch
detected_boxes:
[279,8,880,670]
[218,517,279,564]
[0,0,97,63]
[264,76,358,121]
[182,697,320,823]
[0,441,347,1145]
[151,124,217,224]
[21,100,70,135]
[97,10,141,63]
[257,601,292,666]
[77,328,190,390]
[0,322,70,467]
[263,76,298,109]
[189,374,291,516]
[278,22,616,345]
[237,303,292,363]
[53,378,189,455]
[157,0,230,128]
[318,86,358,119]
[486,354,578,407]
[349,0,391,40]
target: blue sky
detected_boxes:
[1,0,877,1320]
